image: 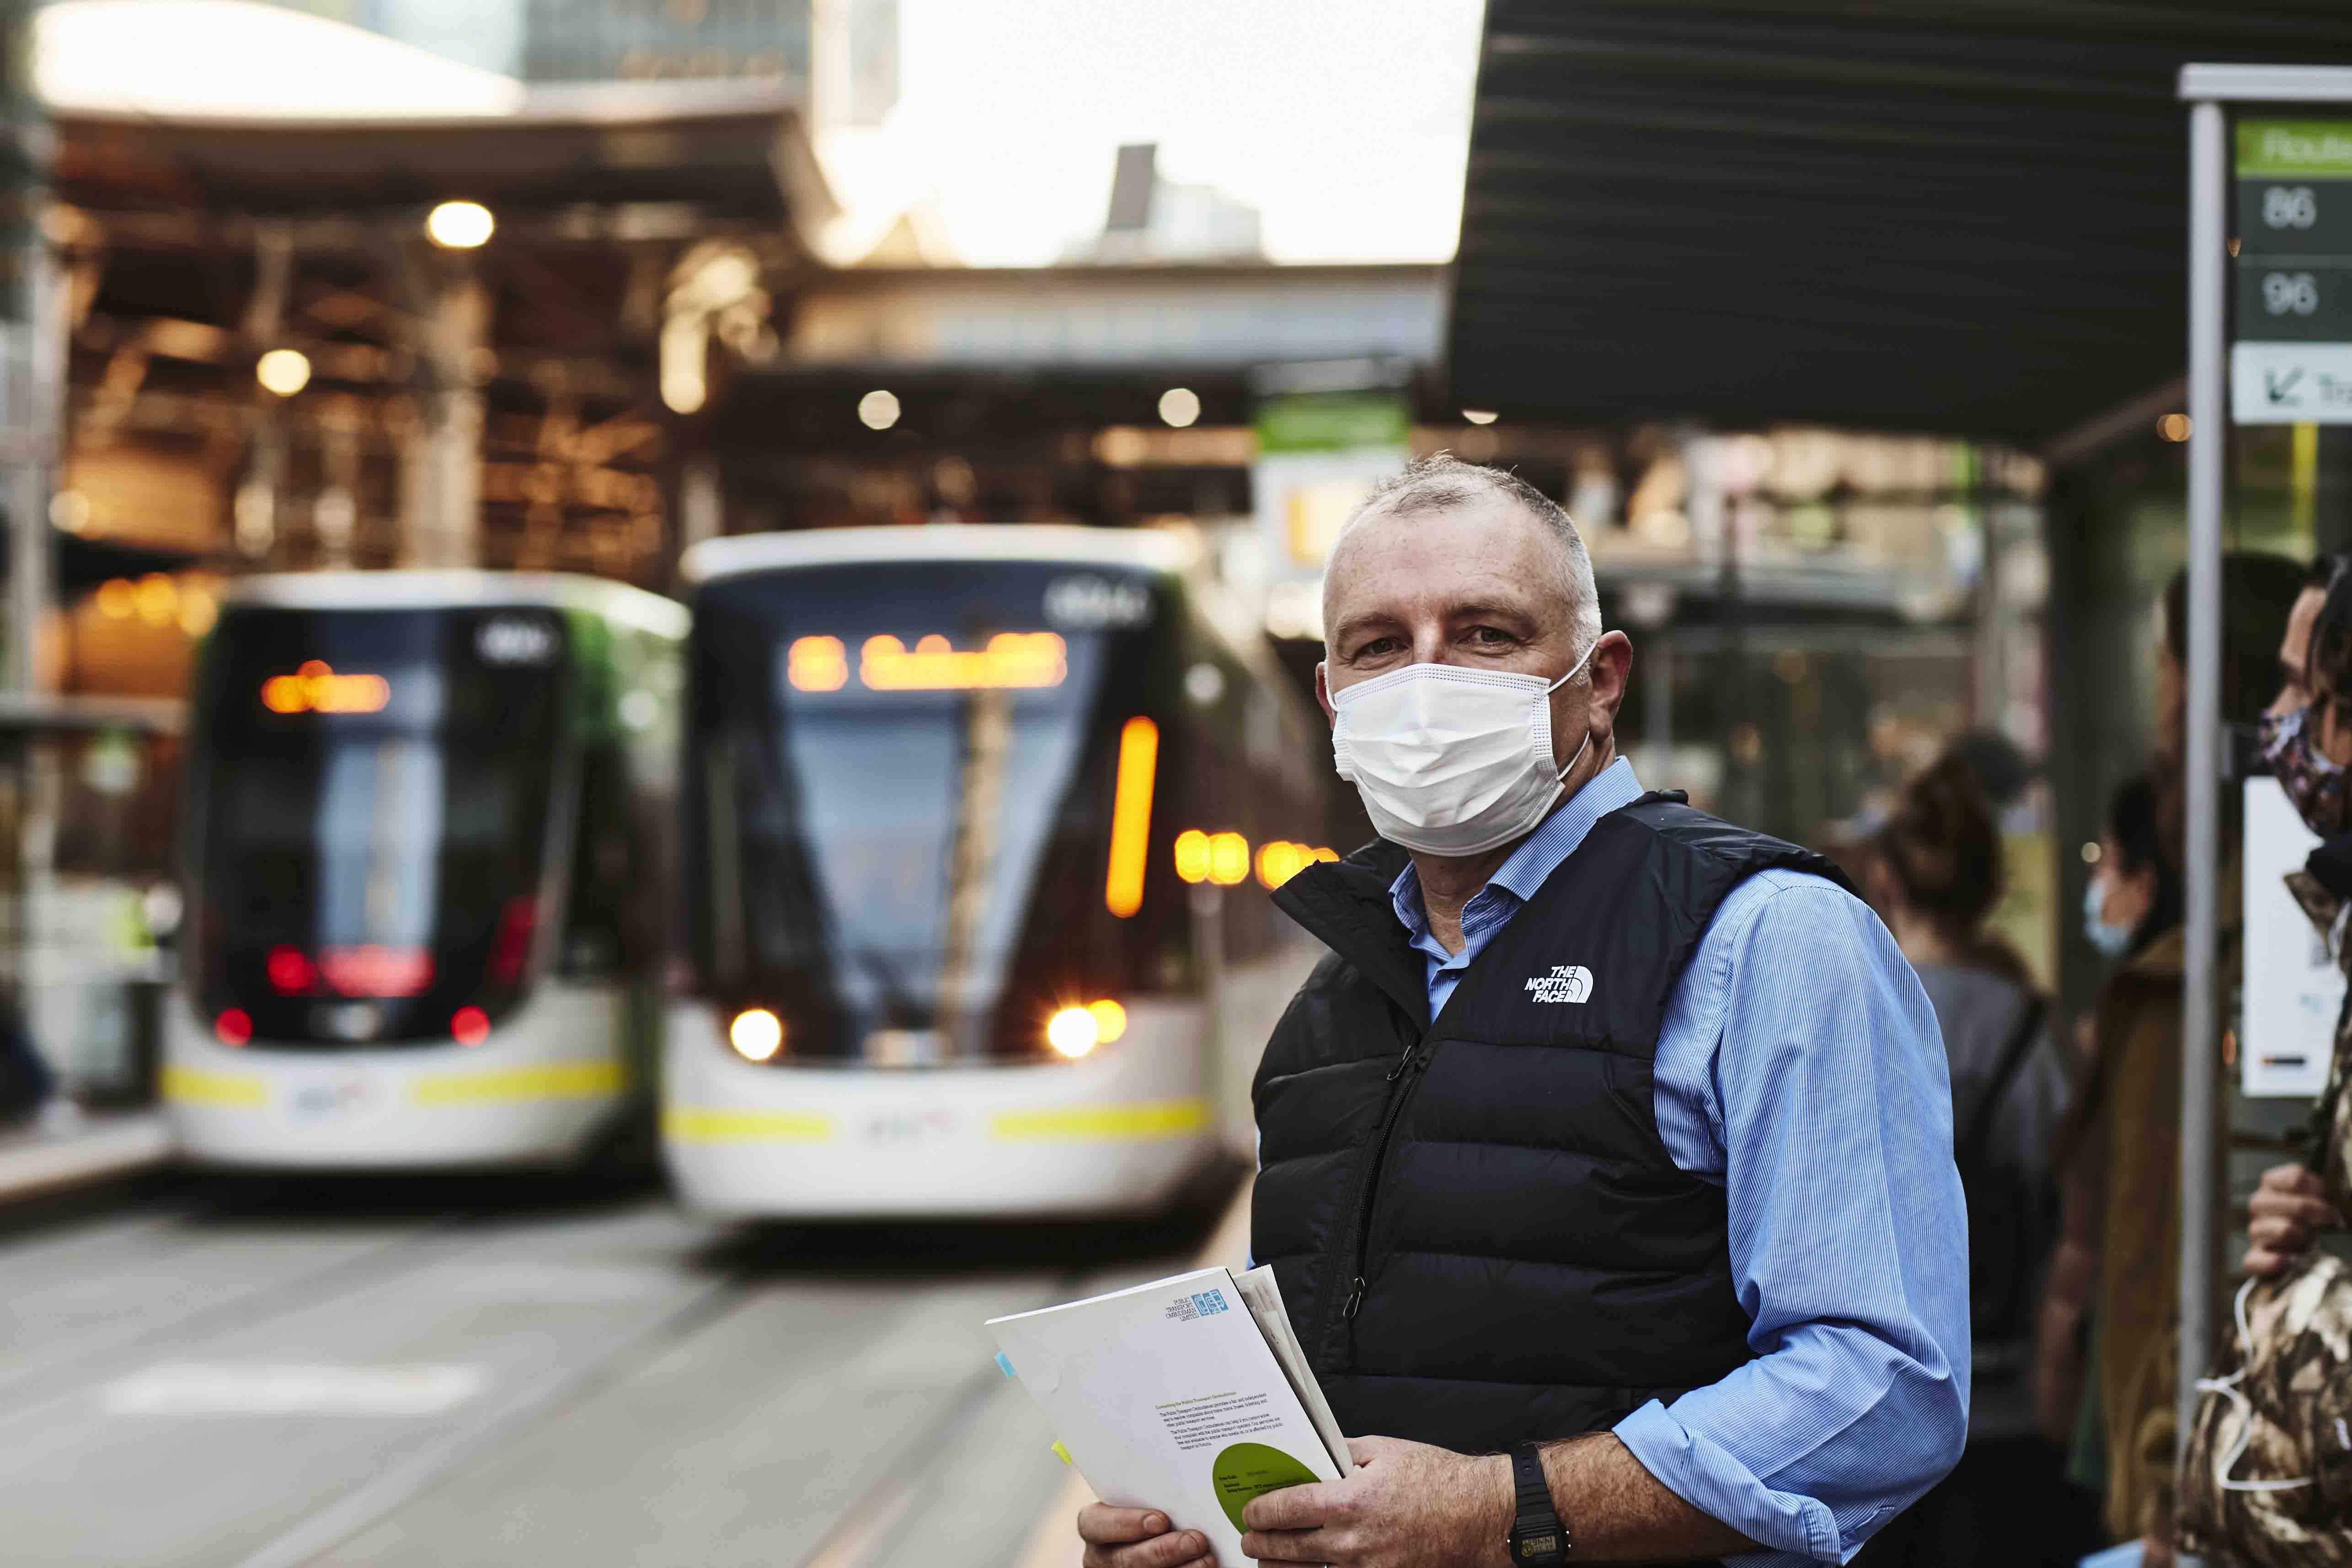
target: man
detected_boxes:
[1079,456,1967,1568]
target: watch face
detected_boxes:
[1516,1532,1560,1559]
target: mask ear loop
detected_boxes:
[1545,640,1598,784]
[2194,1276,2316,1493]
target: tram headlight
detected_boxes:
[1045,1007,1099,1059]
[1047,1000,1126,1059]
[729,1007,784,1063]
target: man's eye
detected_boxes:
[1466,626,1513,644]
[1355,637,1403,659]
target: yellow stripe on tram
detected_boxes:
[161,1065,270,1108]
[408,1061,626,1106]
[989,1098,1211,1142]
[662,1106,836,1144]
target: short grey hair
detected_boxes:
[1336,453,1603,655]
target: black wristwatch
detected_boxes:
[1505,1442,1570,1564]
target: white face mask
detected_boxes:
[1330,644,1595,857]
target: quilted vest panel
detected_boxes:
[1253,793,1853,1454]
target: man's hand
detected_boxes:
[2245,1161,2339,1276]
[1078,1504,1216,1568]
[1239,1436,1510,1568]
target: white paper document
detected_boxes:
[988,1266,1348,1565]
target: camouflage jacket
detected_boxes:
[2181,870,2352,1564]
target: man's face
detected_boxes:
[1315,492,1631,778]
[2272,584,2328,715]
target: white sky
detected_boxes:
[859,0,1485,265]
[35,0,1486,266]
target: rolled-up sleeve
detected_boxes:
[1612,871,1970,1566]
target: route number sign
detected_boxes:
[2234,120,2352,423]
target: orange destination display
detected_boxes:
[260,660,391,714]
[786,632,1068,692]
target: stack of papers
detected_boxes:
[989,1266,1349,1563]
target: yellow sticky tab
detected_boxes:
[1051,1440,1072,1466]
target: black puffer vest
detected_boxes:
[1252,792,1853,1454]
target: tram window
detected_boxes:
[561,743,641,978]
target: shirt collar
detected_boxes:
[1388,757,1646,936]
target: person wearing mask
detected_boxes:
[1077,455,1967,1568]
[2244,550,2352,1282]
[2033,775,2177,1557]
[1867,757,2078,1565]
[2053,553,2308,1564]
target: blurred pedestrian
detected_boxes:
[1868,756,2089,1567]
[2052,554,2306,1566]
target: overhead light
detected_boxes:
[1158,387,1201,428]
[2157,412,2192,443]
[1461,408,1499,425]
[728,1007,784,1062]
[858,389,900,430]
[255,348,311,396]
[425,200,495,249]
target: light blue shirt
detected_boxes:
[1389,759,1967,1567]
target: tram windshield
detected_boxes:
[188,606,567,1046]
[688,560,1151,1063]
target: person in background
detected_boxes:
[1868,756,2083,1567]
[2035,775,2176,1552]
[2244,549,2352,1282]
[2050,552,2306,1566]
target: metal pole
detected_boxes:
[0,0,52,694]
[2179,96,2227,1440]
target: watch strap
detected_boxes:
[1508,1443,1569,1563]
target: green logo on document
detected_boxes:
[1210,1443,1319,1530]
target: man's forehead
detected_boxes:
[1325,495,1563,616]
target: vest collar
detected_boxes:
[1272,840,1430,1028]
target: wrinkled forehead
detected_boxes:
[1322,495,1571,633]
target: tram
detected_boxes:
[665,526,1333,1217]
[164,572,688,1168]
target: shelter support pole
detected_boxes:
[0,0,52,694]
[2180,96,2227,1441]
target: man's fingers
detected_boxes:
[2245,1242,2299,1277]
[2258,1161,2323,1194]
[1081,1530,1212,1568]
[1077,1505,1171,1546]
[2248,1190,2340,1228]
[1239,1528,1342,1563]
[1241,1481,1339,1533]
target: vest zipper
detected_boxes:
[1321,1041,1434,1351]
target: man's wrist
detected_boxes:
[1483,1451,1519,1564]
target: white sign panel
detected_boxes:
[2231,342,2352,423]
[2242,775,2345,1097]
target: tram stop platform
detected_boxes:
[0,1109,172,1209]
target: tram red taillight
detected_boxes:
[214,1008,252,1046]
[449,1006,490,1046]
[265,946,315,994]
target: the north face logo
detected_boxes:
[1525,965,1593,1004]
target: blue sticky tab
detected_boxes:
[995,1352,1016,1378]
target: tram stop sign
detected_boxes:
[2235,120,2352,423]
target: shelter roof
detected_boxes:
[1449,2,2352,442]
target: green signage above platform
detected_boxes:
[2239,120,2352,178]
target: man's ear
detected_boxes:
[1586,631,1634,728]
[1315,660,1336,724]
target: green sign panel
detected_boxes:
[1253,393,1410,455]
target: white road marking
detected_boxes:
[101,1361,488,1418]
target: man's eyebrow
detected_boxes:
[1329,612,1401,649]
[1445,600,1539,625]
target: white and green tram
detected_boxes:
[165,572,686,1168]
